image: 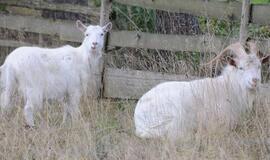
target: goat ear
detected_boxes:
[261,55,270,64]
[76,20,87,33]
[228,58,237,67]
[102,22,112,32]
[257,50,265,59]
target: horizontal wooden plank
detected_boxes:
[108,31,235,53]
[103,68,197,99]
[0,36,268,56]
[0,14,83,43]
[1,26,270,54]
[109,31,270,53]
[0,39,34,48]
[252,4,270,25]
[0,39,80,49]
[5,6,42,17]
[114,0,270,25]
[0,0,100,16]
[103,67,270,99]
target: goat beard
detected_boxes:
[87,55,99,70]
[90,49,102,58]
[90,49,97,56]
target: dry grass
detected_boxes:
[0,96,270,160]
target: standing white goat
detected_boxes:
[0,20,112,127]
[134,42,268,140]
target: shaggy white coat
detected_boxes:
[134,43,263,139]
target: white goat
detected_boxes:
[0,20,112,127]
[134,42,267,140]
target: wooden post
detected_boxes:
[239,0,251,44]
[99,0,112,98]
[100,0,112,26]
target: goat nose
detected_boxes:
[92,42,98,45]
[252,78,259,84]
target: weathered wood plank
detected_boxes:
[0,39,34,48]
[2,5,98,24]
[0,0,100,16]
[0,38,80,49]
[1,15,270,53]
[114,0,270,25]
[103,67,270,99]
[99,0,113,97]
[0,14,83,43]
[5,6,42,17]
[108,31,235,53]
[103,68,197,99]
[252,4,270,25]
[239,0,251,44]
[109,31,270,53]
[100,0,112,25]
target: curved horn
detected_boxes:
[203,42,247,65]
[247,42,259,55]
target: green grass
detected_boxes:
[0,4,7,12]
[252,0,270,4]
[111,2,156,32]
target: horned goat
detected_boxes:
[134,42,268,140]
[0,20,112,127]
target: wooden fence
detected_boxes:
[1,0,270,99]
[102,0,270,99]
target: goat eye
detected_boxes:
[239,67,244,70]
[86,34,89,36]
[101,33,104,36]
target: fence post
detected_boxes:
[99,0,112,98]
[239,0,251,44]
[100,0,112,26]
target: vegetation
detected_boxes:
[1,97,270,159]
[252,0,270,4]
[0,4,7,12]
[111,3,155,32]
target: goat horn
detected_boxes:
[247,42,259,55]
[203,42,247,66]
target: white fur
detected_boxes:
[0,20,112,126]
[134,43,262,140]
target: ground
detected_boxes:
[0,97,270,160]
